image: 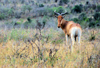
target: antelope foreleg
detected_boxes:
[65,35,68,45]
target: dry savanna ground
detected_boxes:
[0,0,100,68]
[0,26,100,68]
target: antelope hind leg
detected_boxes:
[71,34,75,53]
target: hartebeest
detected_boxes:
[54,11,82,52]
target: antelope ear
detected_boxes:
[54,12,58,18]
[61,14,66,18]
[54,12,58,15]
[54,12,58,16]
[54,15,58,18]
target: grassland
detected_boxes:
[0,18,100,68]
[0,0,100,68]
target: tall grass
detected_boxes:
[0,28,100,68]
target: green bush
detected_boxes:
[10,29,29,40]
[72,5,82,13]
[97,5,100,11]
[89,21,96,27]
[27,17,32,23]
[72,18,79,22]
[0,8,14,19]
[0,13,6,20]
[85,18,89,22]
[8,8,14,17]
[27,5,32,12]
[16,21,22,24]
[80,21,88,28]
[14,11,21,18]
[54,6,65,13]
[78,13,87,20]
[39,4,44,7]
[21,5,28,14]
[89,32,95,41]
[46,8,54,16]
[20,19,24,23]
[93,12,100,20]
[10,29,19,40]
[22,5,32,13]
[42,16,48,28]
[62,0,69,4]
[52,39,63,44]
[5,20,22,27]
[37,6,66,16]
[24,19,36,28]
[41,6,65,16]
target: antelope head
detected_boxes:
[54,10,68,28]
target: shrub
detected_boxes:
[80,21,88,28]
[43,6,65,16]
[35,17,47,30]
[85,18,89,22]
[24,19,36,28]
[55,0,58,2]
[46,8,54,16]
[93,12,100,20]
[20,0,25,4]
[78,13,87,20]
[27,17,32,23]
[86,1,89,5]
[21,5,32,13]
[15,11,21,18]
[10,29,19,40]
[55,6,65,13]
[21,5,27,14]
[10,29,29,40]
[52,39,63,44]
[89,21,96,27]
[27,5,32,12]
[72,18,79,22]
[20,19,24,23]
[0,7,11,19]
[42,16,48,28]
[62,0,69,4]
[8,8,14,17]
[0,7,14,19]
[89,31,95,41]
[16,21,22,24]
[97,5,100,11]
[91,4,96,9]
[0,13,6,20]
[72,5,82,13]
[39,4,44,7]
[88,18,94,23]
[79,4,83,8]
[58,0,63,5]
[37,6,66,17]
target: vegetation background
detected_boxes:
[0,0,100,68]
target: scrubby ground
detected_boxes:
[0,0,100,68]
[0,19,100,68]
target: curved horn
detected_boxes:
[61,10,68,15]
[54,10,60,15]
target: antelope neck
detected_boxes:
[61,19,63,24]
[60,19,66,24]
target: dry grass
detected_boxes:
[0,28,100,68]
